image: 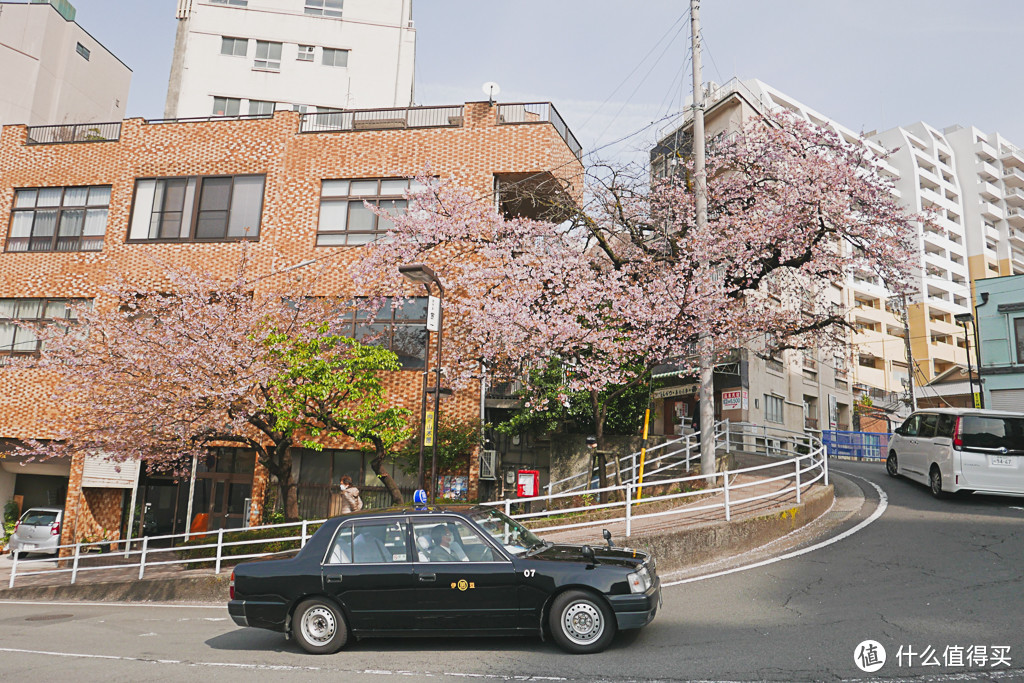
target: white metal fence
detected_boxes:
[8,518,326,589]
[486,425,828,538]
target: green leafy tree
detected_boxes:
[264,327,413,505]
[395,417,483,494]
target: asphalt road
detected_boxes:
[2,460,1024,682]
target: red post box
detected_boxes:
[516,469,540,498]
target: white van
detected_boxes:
[887,408,1024,498]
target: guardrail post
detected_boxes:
[71,542,81,584]
[625,484,632,538]
[723,472,731,522]
[684,434,692,472]
[795,457,802,504]
[139,537,149,580]
[9,550,18,589]
[301,521,309,548]
[215,528,225,574]
[504,500,511,517]
[725,418,732,454]
[824,448,829,486]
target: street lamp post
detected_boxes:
[954,312,978,408]
[400,264,444,504]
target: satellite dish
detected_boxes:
[482,81,501,104]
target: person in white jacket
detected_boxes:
[338,475,363,514]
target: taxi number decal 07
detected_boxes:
[523,569,536,577]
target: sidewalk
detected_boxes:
[0,450,833,601]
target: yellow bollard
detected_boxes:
[637,409,650,500]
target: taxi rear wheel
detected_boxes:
[291,598,348,654]
[549,590,616,654]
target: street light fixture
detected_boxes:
[400,263,444,504]
[954,312,979,408]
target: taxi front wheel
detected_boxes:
[549,590,616,654]
[292,598,348,654]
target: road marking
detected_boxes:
[0,647,568,680]
[662,472,888,587]
[0,600,223,609]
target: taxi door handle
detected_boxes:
[419,573,436,583]
[325,574,343,584]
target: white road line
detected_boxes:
[0,647,568,680]
[0,599,224,609]
[662,472,888,587]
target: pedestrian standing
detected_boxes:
[339,475,363,514]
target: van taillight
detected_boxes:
[230,570,235,600]
[953,417,963,449]
[13,521,20,534]
[50,521,60,536]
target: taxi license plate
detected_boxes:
[991,455,1013,467]
[21,544,35,550]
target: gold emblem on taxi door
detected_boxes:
[457,579,469,591]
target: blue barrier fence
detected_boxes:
[821,430,891,461]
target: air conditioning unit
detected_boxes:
[479,450,497,480]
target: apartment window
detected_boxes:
[765,395,785,424]
[7,186,110,253]
[75,43,90,60]
[305,0,343,18]
[248,100,275,115]
[210,0,248,5]
[297,45,315,62]
[344,297,429,369]
[316,178,421,246]
[0,298,88,356]
[254,41,282,70]
[212,97,241,116]
[322,48,349,68]
[220,37,248,57]
[128,175,265,242]
[1016,318,1024,364]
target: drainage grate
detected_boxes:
[25,614,73,622]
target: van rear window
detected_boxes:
[961,417,1024,452]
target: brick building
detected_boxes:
[0,101,583,550]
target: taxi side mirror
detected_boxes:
[602,529,613,549]
[581,545,596,566]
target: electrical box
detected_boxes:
[516,469,540,498]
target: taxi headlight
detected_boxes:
[627,566,652,594]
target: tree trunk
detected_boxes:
[371,448,405,506]
[276,447,301,522]
[592,389,609,504]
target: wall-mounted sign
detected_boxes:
[81,453,140,489]
[722,389,748,411]
[424,410,435,447]
[427,296,441,332]
[652,383,699,399]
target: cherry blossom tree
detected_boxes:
[8,254,410,522]
[353,111,917,489]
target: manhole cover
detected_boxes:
[25,614,73,621]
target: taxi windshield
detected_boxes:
[469,507,545,556]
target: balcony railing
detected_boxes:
[299,106,465,134]
[497,103,583,160]
[26,121,121,145]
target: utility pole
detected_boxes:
[690,0,715,476]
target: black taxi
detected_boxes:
[228,505,661,654]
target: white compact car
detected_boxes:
[8,507,63,556]
[887,408,1024,498]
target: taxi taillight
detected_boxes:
[230,570,235,600]
[953,416,963,449]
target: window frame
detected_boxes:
[321,47,349,68]
[0,298,89,356]
[325,518,410,566]
[1015,317,1024,365]
[316,178,418,246]
[75,43,90,60]
[247,99,275,116]
[253,40,282,70]
[127,174,266,244]
[220,36,248,57]
[6,185,111,253]
[334,296,428,370]
[212,96,241,116]
[764,394,785,424]
[304,0,344,18]
[297,45,315,62]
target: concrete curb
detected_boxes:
[623,484,834,574]
[0,484,834,604]
[0,573,231,603]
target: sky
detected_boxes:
[65,0,1024,165]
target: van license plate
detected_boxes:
[991,456,1013,467]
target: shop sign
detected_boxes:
[82,453,140,489]
[722,389,748,411]
[653,383,699,399]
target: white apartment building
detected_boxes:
[0,0,131,127]
[165,0,416,119]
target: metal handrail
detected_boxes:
[26,121,122,145]
[299,105,465,134]
[496,102,583,159]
